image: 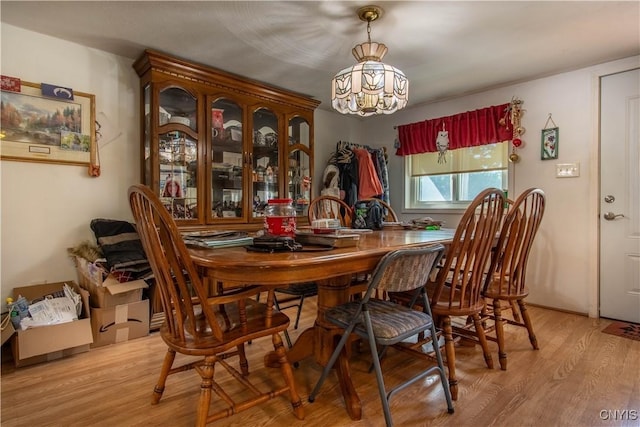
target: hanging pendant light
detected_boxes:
[332,5,408,117]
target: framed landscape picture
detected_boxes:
[0,81,95,166]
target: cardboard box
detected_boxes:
[90,299,149,348]
[75,256,148,308]
[11,281,93,367]
[12,345,91,368]
[1,315,15,346]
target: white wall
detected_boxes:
[1,25,141,304]
[0,25,363,304]
[3,23,638,317]
[350,56,640,316]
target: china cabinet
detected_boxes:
[133,49,320,230]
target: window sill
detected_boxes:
[401,206,469,215]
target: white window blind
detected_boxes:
[410,142,508,177]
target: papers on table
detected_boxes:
[182,231,253,248]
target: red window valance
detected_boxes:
[395,103,512,156]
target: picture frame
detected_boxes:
[541,127,559,160]
[1,81,95,166]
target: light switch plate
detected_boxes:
[556,162,580,178]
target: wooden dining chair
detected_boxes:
[307,195,354,226]
[451,189,545,370]
[308,245,454,427]
[128,184,304,426]
[389,188,505,400]
[480,188,546,370]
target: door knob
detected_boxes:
[603,212,625,221]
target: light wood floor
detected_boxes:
[2,299,639,427]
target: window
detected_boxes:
[405,142,508,210]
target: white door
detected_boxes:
[599,68,640,323]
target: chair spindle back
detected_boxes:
[485,188,546,297]
[308,195,354,226]
[431,188,505,312]
[129,184,226,343]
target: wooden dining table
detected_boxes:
[188,228,455,421]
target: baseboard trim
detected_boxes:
[527,302,588,318]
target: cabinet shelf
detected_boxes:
[212,142,242,152]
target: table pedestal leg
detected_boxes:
[334,341,362,420]
[264,274,362,420]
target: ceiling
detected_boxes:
[1,1,639,113]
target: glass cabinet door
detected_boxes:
[210,98,244,220]
[252,108,279,218]
[287,116,311,217]
[157,86,198,220]
[143,85,151,188]
[159,87,197,131]
[158,131,198,219]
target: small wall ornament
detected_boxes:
[435,123,449,164]
[500,97,525,163]
[509,98,524,163]
[541,114,559,160]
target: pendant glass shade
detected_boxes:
[331,11,409,117]
[331,57,408,116]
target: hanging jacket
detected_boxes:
[353,148,383,199]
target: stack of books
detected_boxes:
[181,231,253,248]
[295,230,360,248]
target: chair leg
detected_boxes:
[472,313,494,369]
[293,295,305,329]
[510,300,521,322]
[492,299,508,370]
[420,292,454,414]
[237,344,249,376]
[518,300,539,350]
[368,345,388,373]
[363,311,393,427]
[308,322,357,402]
[152,348,176,404]
[480,302,490,330]
[283,329,293,349]
[429,322,455,414]
[272,332,305,420]
[272,295,293,348]
[441,317,459,401]
[195,356,215,427]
